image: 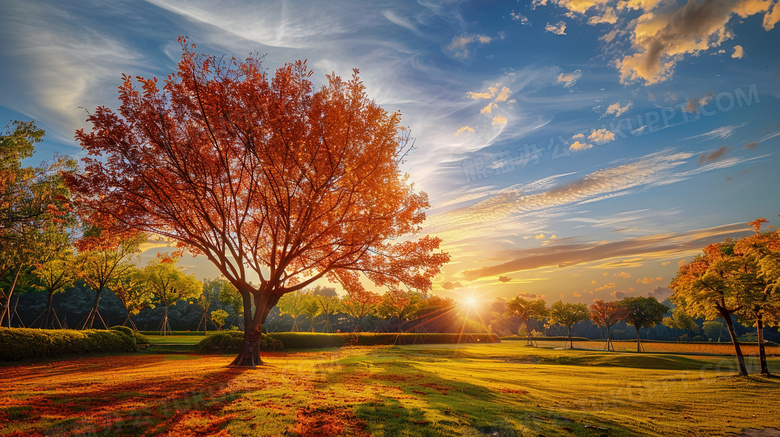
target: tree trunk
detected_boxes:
[635,326,642,352]
[605,325,612,351]
[756,312,769,375]
[230,288,281,368]
[44,289,54,328]
[0,265,22,327]
[720,309,748,376]
[525,319,534,346]
[83,288,103,329]
[160,304,171,336]
[566,326,573,349]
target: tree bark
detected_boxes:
[635,326,642,352]
[230,287,281,368]
[44,289,54,328]
[0,265,22,327]
[719,308,748,376]
[756,312,769,375]
[566,326,573,349]
[605,324,612,351]
[83,288,103,329]
[525,319,534,346]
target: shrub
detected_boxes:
[0,328,137,361]
[693,335,706,342]
[195,332,283,353]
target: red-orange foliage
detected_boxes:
[66,39,448,366]
[589,299,627,351]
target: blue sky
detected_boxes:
[2,0,779,304]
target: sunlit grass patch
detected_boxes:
[1,345,779,436]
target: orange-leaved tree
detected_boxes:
[671,241,748,375]
[589,299,627,351]
[65,39,448,367]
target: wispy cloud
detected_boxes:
[461,222,752,280]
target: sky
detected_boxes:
[2,0,780,305]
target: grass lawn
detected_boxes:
[1,343,779,436]
[145,334,208,346]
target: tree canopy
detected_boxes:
[66,39,448,366]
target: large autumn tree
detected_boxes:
[66,39,448,367]
[671,241,749,375]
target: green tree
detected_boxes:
[312,286,340,333]
[218,279,243,329]
[75,229,144,329]
[141,256,202,335]
[702,320,725,341]
[198,278,228,334]
[663,307,699,342]
[506,296,548,346]
[111,266,153,331]
[620,296,669,353]
[0,121,75,326]
[31,244,75,329]
[210,309,229,331]
[548,301,589,349]
[277,289,316,332]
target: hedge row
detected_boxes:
[195,331,283,353]
[264,332,500,349]
[0,327,138,361]
[501,336,590,342]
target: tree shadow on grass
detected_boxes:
[1,357,256,437]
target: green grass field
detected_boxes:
[2,342,778,436]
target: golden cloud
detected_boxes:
[545,21,567,35]
[492,114,508,125]
[495,87,512,102]
[455,126,475,136]
[588,128,616,144]
[637,276,662,284]
[732,44,744,59]
[605,101,632,117]
[460,222,751,281]
[569,140,592,151]
[481,103,496,114]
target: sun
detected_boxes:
[464,296,478,308]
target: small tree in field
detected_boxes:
[111,266,153,331]
[66,39,448,366]
[340,290,382,331]
[663,307,698,342]
[506,296,548,346]
[620,296,668,354]
[210,309,229,331]
[75,229,144,329]
[141,256,202,335]
[277,289,315,332]
[549,301,589,349]
[589,299,628,351]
